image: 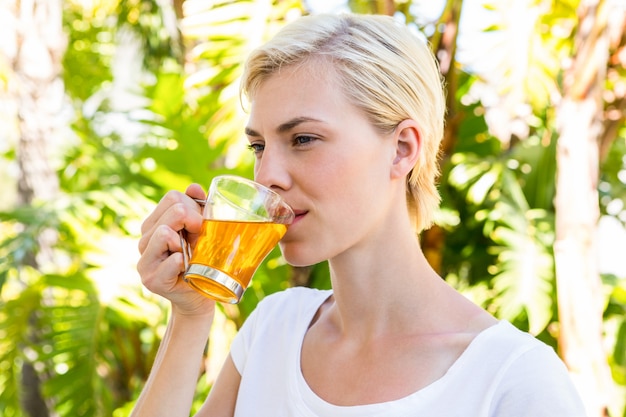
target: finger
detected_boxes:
[185,183,206,201]
[138,202,186,254]
[140,184,205,236]
[137,224,184,290]
[141,183,206,236]
[141,190,188,235]
[141,251,185,292]
[138,196,204,255]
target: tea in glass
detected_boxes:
[180,176,294,304]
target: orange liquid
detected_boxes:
[186,219,287,301]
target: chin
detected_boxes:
[278,242,324,268]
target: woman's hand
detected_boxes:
[137,183,215,316]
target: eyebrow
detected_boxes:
[245,116,322,137]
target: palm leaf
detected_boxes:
[487,199,555,335]
[0,279,43,417]
[37,273,104,416]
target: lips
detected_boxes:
[291,210,308,224]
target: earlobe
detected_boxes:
[391,119,421,179]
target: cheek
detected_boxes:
[315,157,385,222]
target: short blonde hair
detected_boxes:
[241,13,446,232]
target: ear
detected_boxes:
[390,119,421,179]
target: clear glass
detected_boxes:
[180,175,294,304]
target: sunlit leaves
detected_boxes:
[445,136,556,335]
[37,274,103,416]
[488,205,554,335]
[605,276,626,375]
[449,157,502,204]
[116,0,184,69]
[0,278,42,417]
[182,0,303,92]
[467,0,578,141]
[600,131,626,223]
[137,71,236,191]
[62,1,115,101]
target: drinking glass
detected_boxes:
[179,175,294,304]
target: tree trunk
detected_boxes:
[15,0,63,207]
[553,1,613,416]
[554,98,610,417]
[10,0,66,415]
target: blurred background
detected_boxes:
[0,0,625,416]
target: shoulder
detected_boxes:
[254,286,332,317]
[234,287,331,342]
[481,321,575,384]
[230,287,331,374]
[484,322,587,416]
[485,321,568,371]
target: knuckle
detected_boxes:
[138,235,147,254]
[163,190,182,203]
[163,190,185,206]
[155,223,174,240]
[171,201,188,219]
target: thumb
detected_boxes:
[185,183,206,201]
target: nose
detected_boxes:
[253,144,291,192]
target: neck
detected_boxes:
[325,224,444,340]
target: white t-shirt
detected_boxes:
[230,287,587,417]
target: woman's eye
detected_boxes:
[247,143,264,154]
[293,135,316,146]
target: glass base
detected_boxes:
[184,264,244,304]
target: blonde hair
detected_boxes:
[241,13,446,233]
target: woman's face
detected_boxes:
[246,63,400,266]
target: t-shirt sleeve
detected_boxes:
[229,289,304,375]
[489,343,588,417]
[229,297,264,375]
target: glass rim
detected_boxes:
[210,175,294,223]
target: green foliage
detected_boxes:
[116,0,184,69]
[0,136,163,416]
[441,94,559,337]
[137,70,244,192]
[0,272,41,417]
[62,2,114,101]
[1,13,167,410]
[479,0,577,111]
[0,264,166,416]
[603,273,626,416]
[37,274,104,416]
[605,275,626,381]
[600,131,626,222]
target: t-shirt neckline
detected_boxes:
[293,290,505,415]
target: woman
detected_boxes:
[133,13,587,417]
